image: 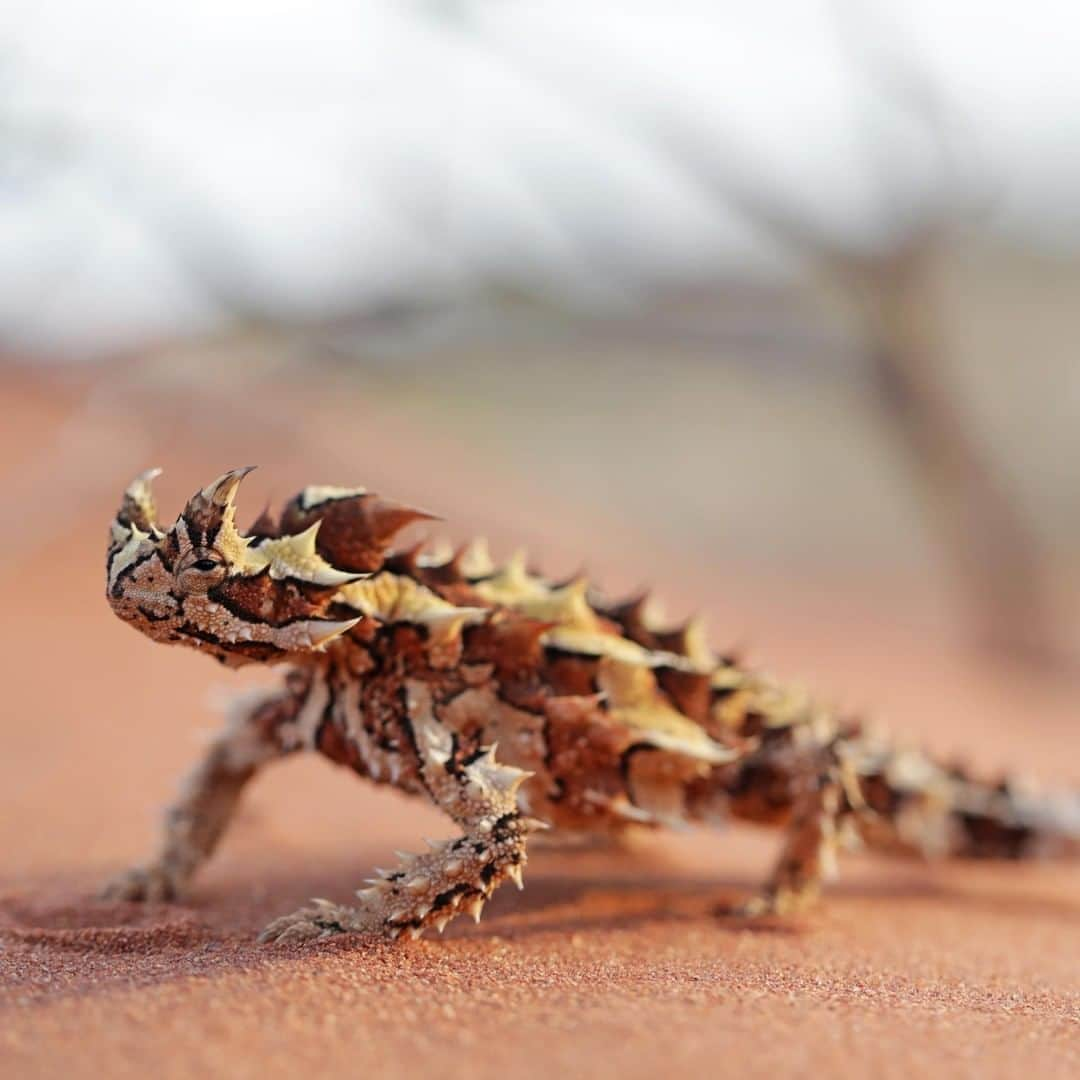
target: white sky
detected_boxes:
[2,1,1080,356]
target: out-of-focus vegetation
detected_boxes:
[4,2,1080,670]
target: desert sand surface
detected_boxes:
[1,367,1078,1079]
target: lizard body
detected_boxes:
[103,468,1080,941]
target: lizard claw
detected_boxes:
[100,864,183,903]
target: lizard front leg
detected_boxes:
[259,683,546,943]
[101,680,304,902]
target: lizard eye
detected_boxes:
[176,551,228,594]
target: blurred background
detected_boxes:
[4,1,1080,876]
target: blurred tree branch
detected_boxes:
[839,243,1056,663]
[606,0,1063,666]
[828,2,1058,665]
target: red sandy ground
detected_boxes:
[0,370,1077,1078]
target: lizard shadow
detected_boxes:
[198,846,1080,940]
[467,862,1080,939]
[4,848,1077,996]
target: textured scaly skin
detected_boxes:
[101,468,1080,942]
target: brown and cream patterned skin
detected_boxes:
[103,468,1080,942]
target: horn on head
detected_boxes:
[117,467,163,535]
[181,466,257,549]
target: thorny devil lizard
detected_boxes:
[103,467,1080,943]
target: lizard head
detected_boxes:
[106,467,364,666]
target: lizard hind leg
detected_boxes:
[733,772,847,919]
[259,693,547,944]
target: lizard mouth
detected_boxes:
[174,613,363,657]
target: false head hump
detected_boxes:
[277,486,440,574]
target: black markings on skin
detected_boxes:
[460,745,488,767]
[313,686,336,753]
[619,744,654,785]
[394,683,432,797]
[396,685,418,755]
[178,622,223,647]
[176,622,284,661]
[431,882,470,911]
[182,512,218,550]
[235,642,290,661]
[490,812,519,841]
[182,517,206,548]
[296,488,364,512]
[544,644,603,663]
[110,550,156,598]
[957,812,1033,860]
[137,605,173,623]
[619,744,662,807]
[539,715,566,802]
[157,535,179,573]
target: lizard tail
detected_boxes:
[849,743,1080,862]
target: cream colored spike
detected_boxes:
[297,485,367,511]
[522,577,598,631]
[415,538,455,568]
[473,549,548,605]
[457,537,494,578]
[422,608,490,650]
[627,590,667,631]
[200,466,255,509]
[340,573,488,635]
[463,745,532,798]
[475,563,602,634]
[120,466,164,536]
[107,523,154,590]
[249,521,363,587]
[194,467,257,564]
[543,625,716,674]
[680,615,713,667]
[598,657,738,765]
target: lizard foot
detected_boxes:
[257,899,381,945]
[100,864,184,903]
[723,884,819,920]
